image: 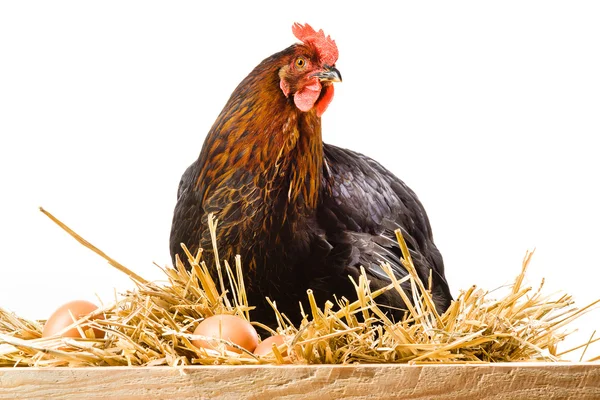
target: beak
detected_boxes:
[314,66,342,83]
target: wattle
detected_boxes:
[293,79,322,112]
[315,85,334,117]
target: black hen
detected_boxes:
[169,23,452,327]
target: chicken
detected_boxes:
[170,23,452,327]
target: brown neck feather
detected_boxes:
[281,112,323,210]
[196,51,324,225]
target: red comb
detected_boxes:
[292,23,338,66]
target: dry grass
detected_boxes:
[1,208,598,367]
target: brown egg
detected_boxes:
[253,334,290,357]
[42,300,105,339]
[192,314,258,353]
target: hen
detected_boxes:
[170,23,452,327]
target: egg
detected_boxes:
[42,300,105,339]
[192,314,258,353]
[253,334,290,357]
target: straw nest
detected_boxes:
[1,208,598,368]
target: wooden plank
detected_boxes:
[0,363,599,399]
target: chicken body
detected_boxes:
[170,25,452,327]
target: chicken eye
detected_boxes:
[295,57,306,69]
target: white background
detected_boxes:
[1,2,599,360]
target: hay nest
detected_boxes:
[1,208,598,367]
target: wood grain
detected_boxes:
[1,363,599,399]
